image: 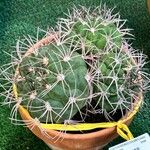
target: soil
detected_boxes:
[58,100,126,134]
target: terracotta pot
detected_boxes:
[148,0,150,12]
[18,35,134,150]
[19,106,133,150]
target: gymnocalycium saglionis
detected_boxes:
[0,5,149,127]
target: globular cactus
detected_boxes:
[58,5,131,55]
[0,5,150,127]
[14,42,89,123]
[56,5,149,120]
[90,46,143,119]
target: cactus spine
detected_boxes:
[0,5,149,126]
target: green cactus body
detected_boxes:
[1,5,148,127]
[16,44,89,123]
[66,18,122,54]
[93,49,140,113]
[56,6,143,119]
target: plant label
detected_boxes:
[109,133,150,150]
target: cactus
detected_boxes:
[90,46,142,118]
[14,42,90,123]
[0,5,150,127]
[56,5,148,120]
[58,5,132,55]
[72,20,122,51]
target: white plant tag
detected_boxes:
[109,133,150,150]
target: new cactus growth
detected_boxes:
[0,5,150,129]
